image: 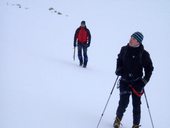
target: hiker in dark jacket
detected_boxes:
[74,21,91,68]
[113,32,154,128]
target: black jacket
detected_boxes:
[116,44,154,83]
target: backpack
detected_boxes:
[77,27,89,43]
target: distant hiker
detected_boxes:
[74,21,91,68]
[113,32,154,128]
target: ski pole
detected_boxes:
[96,76,119,128]
[144,90,155,128]
[73,47,76,61]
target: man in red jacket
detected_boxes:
[74,21,91,68]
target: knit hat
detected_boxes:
[131,32,144,43]
[81,20,86,25]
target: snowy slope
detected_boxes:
[0,0,170,128]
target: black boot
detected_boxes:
[83,64,87,68]
[83,61,87,68]
[79,61,83,66]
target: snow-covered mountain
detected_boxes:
[0,0,170,128]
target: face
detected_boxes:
[81,23,86,27]
[129,37,140,47]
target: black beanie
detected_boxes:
[131,32,144,43]
[81,21,86,25]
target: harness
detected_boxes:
[129,85,144,97]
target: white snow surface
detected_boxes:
[0,0,170,128]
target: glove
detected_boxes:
[87,43,90,47]
[115,67,123,76]
[74,42,77,47]
[142,78,148,85]
[131,78,147,93]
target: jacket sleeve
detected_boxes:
[142,51,154,82]
[115,47,125,76]
[74,28,79,44]
[87,29,91,44]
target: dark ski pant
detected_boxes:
[116,80,141,125]
[77,43,88,66]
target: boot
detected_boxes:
[83,60,87,68]
[83,64,87,68]
[79,60,83,66]
[113,117,121,128]
[132,124,141,128]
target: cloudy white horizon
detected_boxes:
[0,0,170,128]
